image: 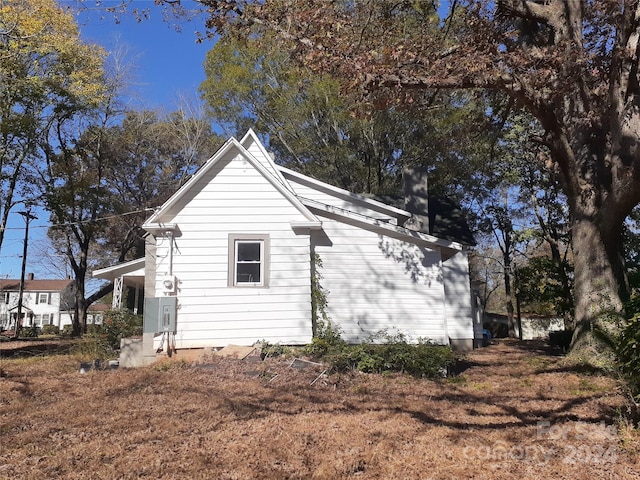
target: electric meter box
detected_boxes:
[143,297,177,333]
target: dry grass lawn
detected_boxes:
[1,339,639,479]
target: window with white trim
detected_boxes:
[228,234,270,287]
[36,293,51,304]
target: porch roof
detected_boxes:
[92,258,145,285]
[8,305,33,312]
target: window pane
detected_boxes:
[237,242,261,262]
[236,263,261,283]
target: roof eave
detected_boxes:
[92,258,146,281]
[301,198,462,256]
[278,165,412,220]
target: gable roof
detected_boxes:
[300,197,462,259]
[142,130,467,256]
[144,136,319,227]
[275,162,467,255]
[0,278,73,292]
[427,196,476,246]
[374,194,475,246]
[278,165,411,222]
[240,129,295,194]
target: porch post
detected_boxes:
[133,285,140,314]
[113,276,123,309]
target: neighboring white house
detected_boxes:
[94,130,483,357]
[0,275,74,331]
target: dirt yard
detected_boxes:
[1,339,639,479]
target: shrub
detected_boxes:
[330,339,455,377]
[60,323,102,337]
[71,337,112,360]
[257,341,291,359]
[99,310,143,350]
[68,310,143,360]
[617,292,640,399]
[19,325,40,338]
[86,324,103,336]
[301,319,346,358]
[41,325,60,335]
[304,328,456,378]
[61,324,74,336]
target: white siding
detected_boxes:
[243,137,291,191]
[521,317,564,340]
[0,291,66,329]
[442,250,474,341]
[153,153,314,348]
[313,218,448,344]
[284,174,399,223]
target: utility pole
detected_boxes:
[13,208,37,339]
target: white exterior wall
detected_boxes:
[243,138,292,191]
[313,218,448,344]
[442,250,474,345]
[521,317,564,340]
[0,291,65,329]
[153,152,314,348]
[57,312,103,328]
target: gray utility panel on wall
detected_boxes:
[143,296,177,333]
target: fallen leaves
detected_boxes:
[0,340,639,479]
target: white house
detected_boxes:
[94,130,483,357]
[0,275,74,331]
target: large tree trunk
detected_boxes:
[569,203,626,368]
[503,253,516,338]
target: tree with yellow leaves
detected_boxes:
[0,0,105,252]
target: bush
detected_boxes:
[19,325,41,338]
[257,341,291,359]
[618,293,640,399]
[41,325,60,335]
[71,337,112,360]
[302,319,346,358]
[99,310,143,350]
[331,339,455,377]
[304,328,456,378]
[86,324,103,335]
[61,324,74,336]
[70,311,141,360]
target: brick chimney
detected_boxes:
[403,166,430,233]
[27,273,34,280]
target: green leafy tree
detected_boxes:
[487,109,574,324]
[516,255,574,318]
[41,119,118,335]
[201,33,400,194]
[200,32,495,197]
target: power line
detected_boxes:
[0,207,157,232]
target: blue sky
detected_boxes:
[74,0,212,109]
[0,1,213,280]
